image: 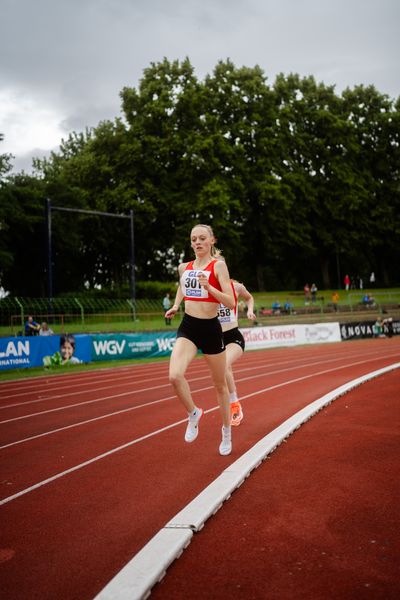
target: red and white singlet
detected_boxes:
[181,260,222,303]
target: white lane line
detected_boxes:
[0,375,209,423]
[0,394,175,450]
[2,348,399,424]
[0,344,384,404]
[0,362,171,389]
[0,361,208,399]
[93,362,400,600]
[2,349,400,450]
[0,374,173,406]
[0,353,287,404]
[0,418,187,506]
[0,339,393,396]
[1,356,399,504]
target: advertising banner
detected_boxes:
[91,331,177,361]
[340,319,400,340]
[241,322,341,351]
[0,334,92,371]
[0,321,348,371]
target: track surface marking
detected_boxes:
[0,338,399,599]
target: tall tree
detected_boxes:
[341,86,400,285]
[0,133,13,180]
[0,173,47,295]
[273,74,372,288]
[2,62,399,296]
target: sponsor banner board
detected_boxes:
[91,331,177,361]
[241,322,341,351]
[340,319,400,340]
[0,335,92,371]
[0,322,346,371]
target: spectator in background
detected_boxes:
[331,291,339,312]
[362,293,376,307]
[24,315,40,336]
[272,300,281,315]
[311,283,318,303]
[373,317,385,338]
[383,317,393,338]
[39,321,54,336]
[370,272,376,286]
[362,293,370,306]
[303,283,311,305]
[283,300,293,314]
[344,274,350,291]
[163,292,172,325]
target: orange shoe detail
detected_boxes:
[230,401,243,426]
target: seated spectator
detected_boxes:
[24,315,40,336]
[39,321,54,336]
[283,300,293,314]
[272,300,281,315]
[373,318,385,338]
[362,293,376,307]
[382,317,393,338]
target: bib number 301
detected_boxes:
[185,277,201,290]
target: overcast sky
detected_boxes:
[1,0,399,173]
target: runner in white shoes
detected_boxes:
[165,224,235,456]
[217,277,256,426]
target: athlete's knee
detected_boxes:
[169,370,185,388]
[214,379,228,396]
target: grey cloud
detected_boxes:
[1,0,399,172]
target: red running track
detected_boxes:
[152,365,400,600]
[0,338,399,599]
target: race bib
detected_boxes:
[217,303,237,324]
[181,270,211,299]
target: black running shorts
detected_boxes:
[222,327,245,351]
[177,313,225,355]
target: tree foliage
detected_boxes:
[0,60,399,296]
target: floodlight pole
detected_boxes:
[129,209,136,307]
[46,198,53,306]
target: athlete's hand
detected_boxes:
[165,305,179,319]
[247,310,256,320]
[198,272,210,290]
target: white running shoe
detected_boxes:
[219,426,232,456]
[185,407,203,443]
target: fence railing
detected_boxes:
[9,312,170,336]
[1,294,399,337]
[0,297,164,329]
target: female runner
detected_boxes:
[218,279,256,425]
[165,224,235,455]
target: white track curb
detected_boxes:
[94,362,400,600]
